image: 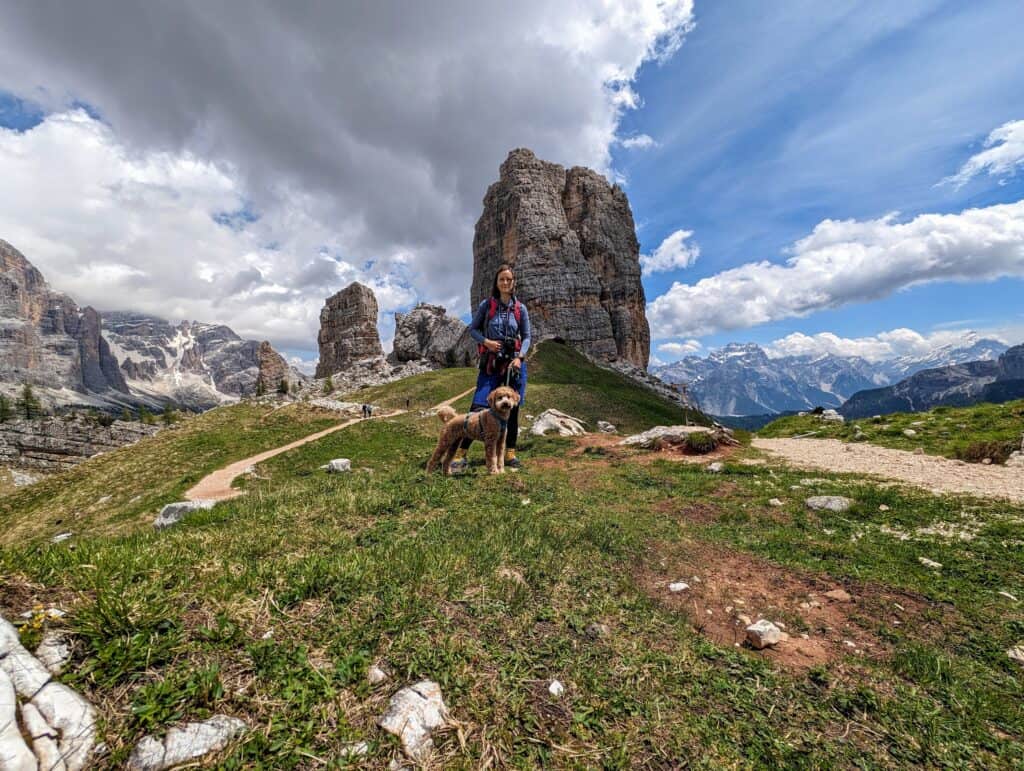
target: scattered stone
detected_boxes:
[378,681,449,763]
[50,532,73,544]
[596,420,617,433]
[824,588,852,603]
[707,462,724,473]
[998,591,1019,602]
[745,620,783,649]
[321,458,352,473]
[153,499,216,529]
[668,582,690,593]
[805,496,853,513]
[1008,646,1024,665]
[737,614,752,626]
[340,740,370,758]
[903,429,917,437]
[35,631,72,675]
[548,680,565,697]
[981,457,992,465]
[820,409,844,423]
[368,665,389,685]
[10,469,40,487]
[530,409,587,437]
[768,498,784,507]
[918,557,942,569]
[843,640,857,649]
[585,623,610,640]
[128,715,247,771]
[878,504,890,512]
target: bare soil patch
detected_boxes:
[635,541,942,672]
[754,437,1024,502]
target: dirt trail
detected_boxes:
[753,437,1024,503]
[186,387,476,502]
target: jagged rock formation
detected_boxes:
[0,415,160,471]
[389,303,476,368]
[316,282,385,377]
[472,148,649,368]
[256,340,289,392]
[0,239,128,397]
[840,343,1024,418]
[0,240,302,411]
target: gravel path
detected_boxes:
[752,438,1024,503]
[186,387,476,502]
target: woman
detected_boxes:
[450,263,531,472]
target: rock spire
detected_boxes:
[316,282,385,378]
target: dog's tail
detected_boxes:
[436,405,457,423]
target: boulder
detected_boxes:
[0,669,36,771]
[378,681,449,762]
[596,420,617,433]
[619,425,719,448]
[390,304,477,368]
[154,500,216,529]
[746,620,783,649]
[707,462,724,473]
[320,459,352,473]
[127,715,247,771]
[530,409,587,437]
[316,283,385,378]
[472,149,649,367]
[805,496,853,513]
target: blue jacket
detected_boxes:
[468,297,531,358]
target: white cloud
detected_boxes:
[762,328,1002,363]
[648,200,1024,338]
[0,111,415,351]
[657,339,702,356]
[640,228,700,275]
[620,133,658,150]
[0,1,696,346]
[942,119,1024,189]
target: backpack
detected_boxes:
[477,297,522,356]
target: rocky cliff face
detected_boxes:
[472,149,650,368]
[389,303,476,368]
[256,340,289,392]
[316,282,385,378]
[0,415,160,471]
[0,240,128,396]
[0,239,300,412]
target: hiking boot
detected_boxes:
[449,450,468,474]
[504,452,521,470]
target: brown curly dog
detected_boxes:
[427,386,520,475]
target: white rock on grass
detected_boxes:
[668,582,690,593]
[378,681,449,762]
[320,458,352,473]
[903,429,917,437]
[707,462,724,473]
[29,682,97,771]
[0,669,36,771]
[918,557,943,569]
[768,498,784,507]
[128,715,247,771]
[1008,646,1024,665]
[548,680,565,697]
[50,532,74,544]
[620,425,714,448]
[805,496,853,513]
[368,664,389,685]
[530,409,587,437]
[153,500,216,529]
[596,421,617,433]
[746,620,783,650]
[35,631,72,675]
[340,740,370,758]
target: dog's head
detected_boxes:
[487,386,520,416]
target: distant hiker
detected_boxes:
[361,404,369,418]
[450,263,530,472]
[367,404,373,417]
[406,397,411,411]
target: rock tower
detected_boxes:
[471,149,650,368]
[315,282,384,378]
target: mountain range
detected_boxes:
[0,239,302,411]
[651,337,1010,417]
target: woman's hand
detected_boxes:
[512,357,523,370]
[483,339,501,353]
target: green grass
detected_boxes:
[1,356,1022,768]
[759,399,1024,463]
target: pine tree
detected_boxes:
[138,406,155,425]
[15,384,41,420]
[256,379,266,397]
[161,409,177,426]
[278,378,289,395]
[323,375,334,394]
[0,394,11,423]
[121,407,132,422]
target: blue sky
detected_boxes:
[613,0,1024,360]
[1,2,1022,369]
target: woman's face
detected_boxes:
[497,270,514,294]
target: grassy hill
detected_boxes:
[1,349,1022,767]
[759,398,1024,464]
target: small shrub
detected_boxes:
[684,431,718,454]
[955,439,1018,465]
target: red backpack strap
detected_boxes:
[512,299,521,324]
[487,297,498,319]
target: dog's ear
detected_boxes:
[487,389,498,409]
